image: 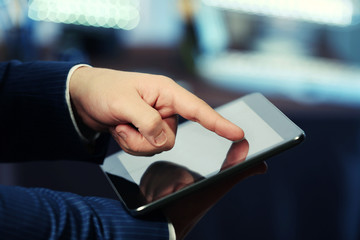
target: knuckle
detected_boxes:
[157,75,173,84]
[142,114,162,134]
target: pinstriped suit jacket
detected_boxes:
[0,61,169,239]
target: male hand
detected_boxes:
[70,67,244,155]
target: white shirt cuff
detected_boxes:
[65,64,99,142]
[168,222,176,240]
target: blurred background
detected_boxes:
[1,0,360,239]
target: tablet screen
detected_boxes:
[102,97,285,207]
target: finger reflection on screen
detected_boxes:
[139,139,250,203]
[221,139,249,171]
[140,161,202,203]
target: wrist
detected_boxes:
[68,65,99,140]
[69,65,92,112]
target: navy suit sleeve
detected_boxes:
[0,60,109,163]
[0,185,169,240]
[0,61,170,239]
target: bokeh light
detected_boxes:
[28,0,140,30]
[202,0,354,26]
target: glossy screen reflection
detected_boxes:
[102,99,284,205]
[139,139,249,203]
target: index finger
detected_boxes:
[172,84,244,141]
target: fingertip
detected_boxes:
[221,124,245,142]
[112,124,131,149]
[236,127,245,141]
[153,130,168,147]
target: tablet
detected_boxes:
[101,93,305,216]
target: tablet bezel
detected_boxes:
[101,93,305,216]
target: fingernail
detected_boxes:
[154,131,167,146]
[118,131,127,141]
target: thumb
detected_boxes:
[123,97,167,147]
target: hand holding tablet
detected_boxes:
[101,93,305,216]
